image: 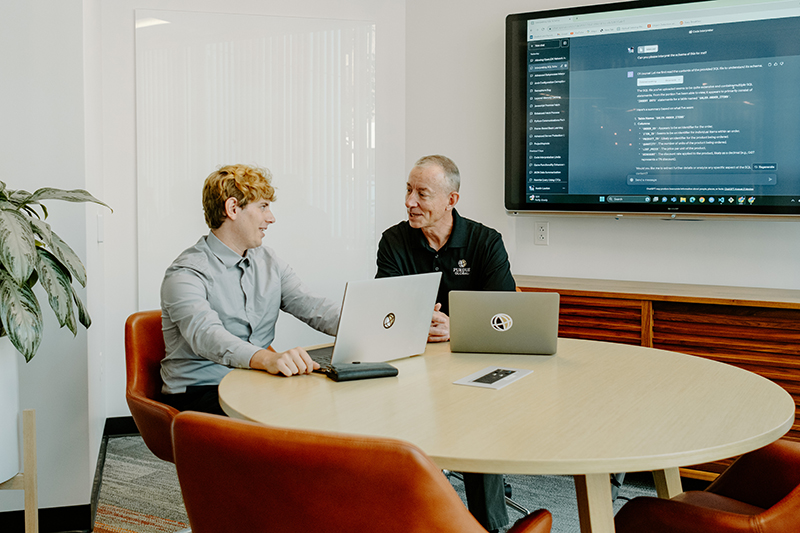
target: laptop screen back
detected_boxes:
[449,291,560,355]
[330,272,442,364]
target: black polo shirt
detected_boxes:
[376,209,515,315]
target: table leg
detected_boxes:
[653,467,682,499]
[574,474,615,533]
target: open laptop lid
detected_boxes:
[448,291,560,355]
[329,272,442,364]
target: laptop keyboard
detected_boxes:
[307,346,334,372]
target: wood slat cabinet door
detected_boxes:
[653,302,800,441]
[519,279,800,480]
[520,288,649,346]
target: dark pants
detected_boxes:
[463,473,509,531]
[162,385,226,416]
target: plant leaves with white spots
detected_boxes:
[36,249,77,334]
[49,229,85,287]
[0,270,42,362]
[20,187,112,211]
[0,208,36,283]
[71,284,91,329]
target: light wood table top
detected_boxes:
[219,338,794,533]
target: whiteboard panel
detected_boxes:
[135,10,376,350]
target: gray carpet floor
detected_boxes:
[97,436,188,525]
[98,435,658,532]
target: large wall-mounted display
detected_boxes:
[506,0,800,215]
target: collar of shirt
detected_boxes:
[416,208,467,252]
[206,231,251,269]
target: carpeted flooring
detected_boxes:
[95,435,658,533]
[93,437,189,533]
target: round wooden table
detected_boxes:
[220,338,795,533]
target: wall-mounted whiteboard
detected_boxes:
[135,9,376,349]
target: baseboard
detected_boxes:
[0,504,91,533]
[0,417,140,533]
[103,416,139,437]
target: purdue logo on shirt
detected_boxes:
[454,258,470,276]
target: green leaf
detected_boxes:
[20,187,112,212]
[0,208,37,283]
[29,217,53,246]
[8,189,32,207]
[48,229,86,287]
[22,204,43,220]
[36,249,77,334]
[0,271,43,362]
[71,284,91,329]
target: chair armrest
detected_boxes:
[508,509,552,533]
[615,496,757,533]
[707,439,800,508]
[126,394,179,463]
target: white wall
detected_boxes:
[405,0,800,290]
[4,0,798,518]
[84,0,108,503]
[0,0,104,513]
[1,0,406,516]
[133,10,380,353]
[100,0,407,416]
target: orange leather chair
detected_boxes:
[124,310,277,460]
[125,310,179,463]
[615,438,800,533]
[171,411,553,533]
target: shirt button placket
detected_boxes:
[240,259,257,333]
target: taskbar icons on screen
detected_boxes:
[527,194,768,206]
[597,195,756,205]
[637,195,757,205]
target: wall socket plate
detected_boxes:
[535,221,549,245]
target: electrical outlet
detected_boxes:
[535,221,549,245]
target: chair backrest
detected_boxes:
[616,439,800,533]
[710,439,800,533]
[708,439,800,510]
[172,411,527,533]
[125,310,178,462]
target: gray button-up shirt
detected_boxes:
[160,232,340,394]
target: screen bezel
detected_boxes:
[505,0,800,216]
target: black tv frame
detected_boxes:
[506,0,800,216]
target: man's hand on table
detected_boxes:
[428,303,450,343]
[250,347,320,376]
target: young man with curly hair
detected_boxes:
[160,164,340,415]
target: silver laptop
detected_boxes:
[449,291,560,355]
[308,272,442,367]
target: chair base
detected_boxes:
[443,470,531,516]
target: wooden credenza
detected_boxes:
[515,275,800,480]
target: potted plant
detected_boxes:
[0,181,110,482]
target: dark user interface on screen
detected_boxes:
[507,0,800,214]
